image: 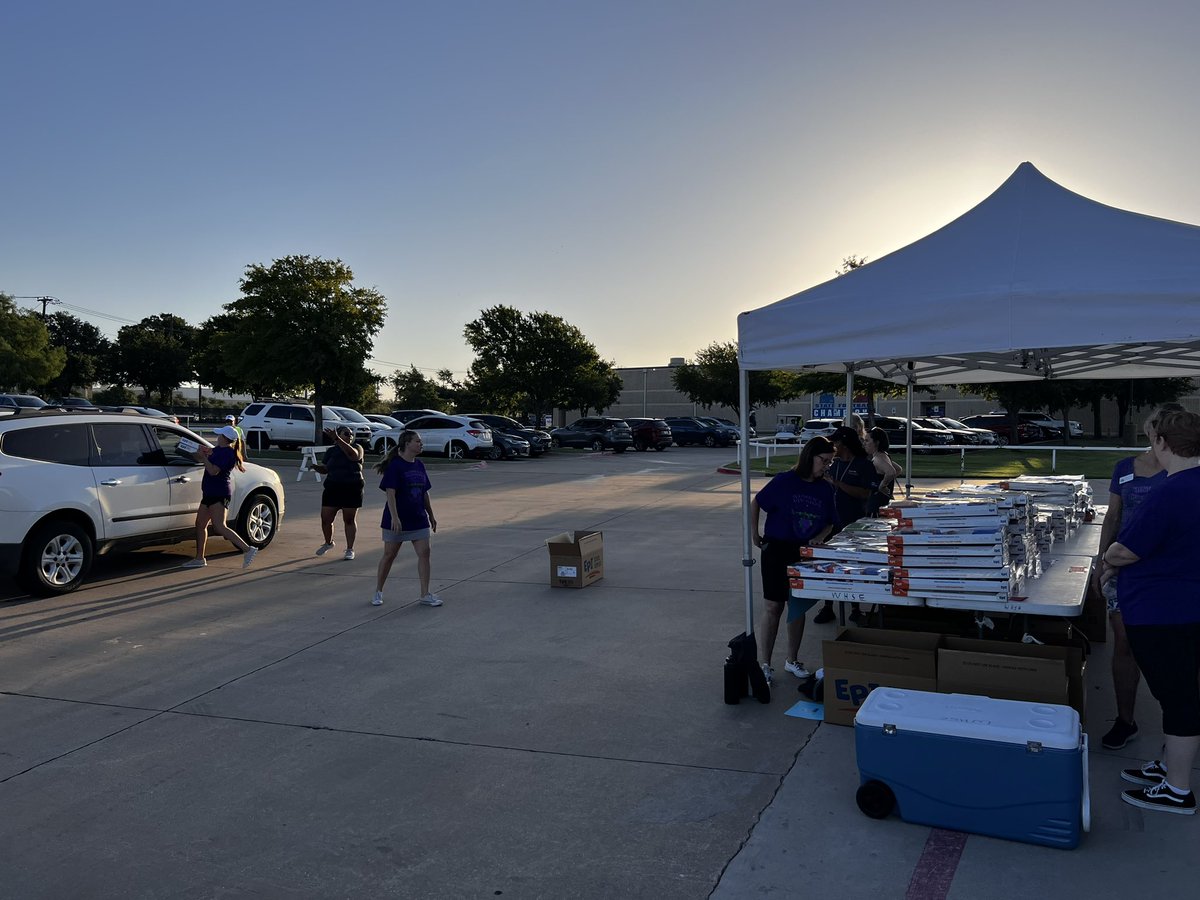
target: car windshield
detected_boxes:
[331,407,369,423]
[371,415,403,428]
[939,418,971,429]
[14,395,48,408]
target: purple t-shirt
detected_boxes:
[201,446,237,498]
[1108,455,1166,513]
[379,457,432,531]
[755,470,837,544]
[1115,466,1200,625]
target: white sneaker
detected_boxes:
[181,558,207,569]
[315,542,335,556]
[419,593,443,607]
[343,549,355,561]
[242,547,258,569]
[371,591,384,606]
[784,659,811,679]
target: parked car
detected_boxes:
[325,405,388,441]
[238,402,373,450]
[694,416,744,443]
[0,409,284,595]
[550,417,633,452]
[912,417,981,445]
[488,430,531,460]
[960,414,1043,444]
[389,408,446,424]
[870,416,955,453]
[934,416,1000,445]
[704,417,756,439]
[364,414,405,429]
[796,418,843,444]
[0,394,50,411]
[459,413,552,456]
[98,405,180,424]
[403,414,494,459]
[1046,417,1084,438]
[51,397,99,409]
[623,417,673,451]
[663,417,734,447]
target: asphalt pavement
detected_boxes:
[1,449,1195,898]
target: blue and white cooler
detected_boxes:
[854,687,1090,849]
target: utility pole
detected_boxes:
[13,295,62,319]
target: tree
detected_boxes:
[0,293,66,390]
[113,314,197,405]
[44,312,110,398]
[391,366,449,410]
[671,341,813,417]
[462,306,609,417]
[222,256,388,443]
[563,359,623,415]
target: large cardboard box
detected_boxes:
[546,530,604,589]
[822,628,941,726]
[938,637,1086,724]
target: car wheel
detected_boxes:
[996,435,1009,447]
[488,446,502,461]
[237,492,278,548]
[378,437,396,455]
[633,439,646,452]
[654,444,666,451]
[21,519,94,595]
[550,437,562,449]
[447,441,467,460]
[703,434,716,447]
[248,431,270,451]
[590,439,604,452]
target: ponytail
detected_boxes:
[374,430,417,474]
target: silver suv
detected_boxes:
[0,410,285,596]
[238,401,372,450]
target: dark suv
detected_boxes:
[550,417,633,452]
[870,416,954,453]
[664,417,734,447]
[960,414,1043,445]
[623,418,673,451]
[460,413,552,455]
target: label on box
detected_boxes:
[556,565,578,578]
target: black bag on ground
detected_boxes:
[725,632,770,705]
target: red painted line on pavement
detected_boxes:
[905,828,967,900]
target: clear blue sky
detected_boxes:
[4,1,1199,382]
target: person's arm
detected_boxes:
[812,524,834,544]
[196,446,222,476]
[825,467,871,499]
[1091,492,1123,594]
[751,498,763,547]
[424,493,437,533]
[334,432,364,462]
[386,488,402,532]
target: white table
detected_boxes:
[924,556,1091,617]
[298,446,324,483]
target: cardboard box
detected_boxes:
[822,628,941,726]
[546,530,604,589]
[938,637,1086,724]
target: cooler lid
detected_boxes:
[855,687,1080,750]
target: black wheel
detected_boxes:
[377,437,397,455]
[488,446,502,461]
[856,780,896,819]
[248,431,270,451]
[654,444,666,451]
[996,435,1009,446]
[551,437,562,449]
[633,439,646,452]
[447,441,468,460]
[590,439,604,451]
[703,434,716,447]
[236,491,279,548]
[20,519,94,595]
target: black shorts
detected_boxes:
[760,539,802,604]
[1125,622,1200,736]
[200,496,230,508]
[322,482,364,510]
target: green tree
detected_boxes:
[391,365,449,410]
[462,306,609,417]
[113,313,197,405]
[93,384,137,405]
[671,341,813,417]
[0,293,67,390]
[222,256,388,442]
[44,312,111,398]
[564,359,624,415]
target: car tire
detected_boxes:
[20,519,94,596]
[248,431,270,451]
[703,434,716,447]
[377,437,396,455]
[654,444,666,451]
[590,439,604,452]
[633,439,646,452]
[996,435,1009,446]
[488,446,502,461]
[551,437,562,449]
[237,491,279,548]
[447,441,467,460]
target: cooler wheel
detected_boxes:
[856,780,896,819]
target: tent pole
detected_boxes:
[845,368,855,425]
[904,363,915,498]
[739,369,755,637]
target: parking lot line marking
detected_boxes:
[905,828,966,900]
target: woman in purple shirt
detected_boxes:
[371,430,440,608]
[1103,409,1200,816]
[182,426,257,570]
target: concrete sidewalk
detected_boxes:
[0,451,1195,898]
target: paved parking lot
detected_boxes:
[1,448,1196,898]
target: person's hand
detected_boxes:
[1099,561,1117,586]
[752,533,763,548]
[428,514,438,533]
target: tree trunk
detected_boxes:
[1090,397,1103,440]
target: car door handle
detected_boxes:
[174,475,191,483]
[100,479,123,486]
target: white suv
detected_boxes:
[238,401,373,450]
[0,410,285,596]
[403,414,494,459]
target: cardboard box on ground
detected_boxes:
[546,531,604,588]
[821,628,1086,727]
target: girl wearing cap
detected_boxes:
[182,425,257,570]
[314,425,365,561]
[371,430,440,607]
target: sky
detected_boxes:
[4,0,1200,383]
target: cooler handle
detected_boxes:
[1081,732,1091,833]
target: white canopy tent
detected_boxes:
[732,162,1200,635]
